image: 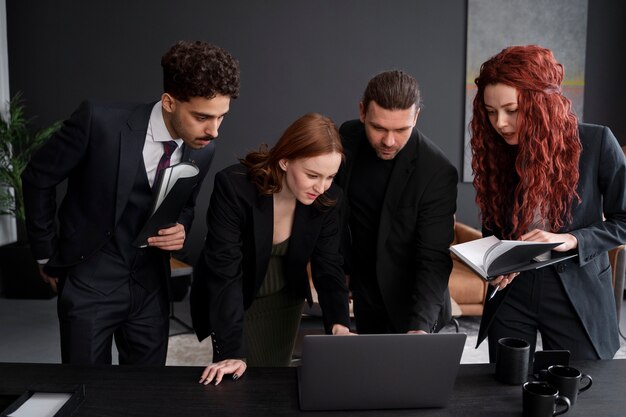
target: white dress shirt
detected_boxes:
[143,101,184,187]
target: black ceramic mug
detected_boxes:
[523,381,570,417]
[547,365,592,406]
[495,337,531,385]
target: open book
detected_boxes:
[449,235,578,280]
[132,162,200,248]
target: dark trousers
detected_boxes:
[58,274,169,365]
[487,267,599,362]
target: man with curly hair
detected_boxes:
[22,41,240,365]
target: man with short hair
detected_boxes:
[22,41,240,365]
[337,70,458,335]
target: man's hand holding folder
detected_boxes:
[146,223,186,251]
[133,162,200,249]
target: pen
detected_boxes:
[488,286,500,301]
[488,271,519,300]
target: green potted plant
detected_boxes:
[0,92,60,298]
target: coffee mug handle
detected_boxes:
[553,395,570,416]
[579,374,593,393]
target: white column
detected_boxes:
[0,0,17,246]
[0,0,9,115]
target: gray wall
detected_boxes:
[6,0,625,263]
[584,0,626,144]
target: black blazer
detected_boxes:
[22,100,214,267]
[478,123,626,359]
[336,120,458,333]
[190,163,351,361]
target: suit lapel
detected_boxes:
[181,144,195,164]
[115,104,153,224]
[378,132,417,248]
[253,193,274,287]
[289,203,316,266]
[251,196,317,291]
[338,130,364,196]
[286,203,317,299]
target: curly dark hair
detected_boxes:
[161,41,240,102]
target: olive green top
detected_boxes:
[255,238,289,297]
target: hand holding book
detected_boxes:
[132,162,200,248]
[146,223,186,251]
[450,235,577,281]
[485,230,579,299]
[487,272,519,300]
[521,229,579,252]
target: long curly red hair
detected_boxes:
[470,45,581,238]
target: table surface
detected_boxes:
[1,360,624,416]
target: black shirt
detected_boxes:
[347,143,395,285]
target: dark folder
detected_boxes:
[132,162,200,248]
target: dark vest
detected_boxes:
[86,159,166,293]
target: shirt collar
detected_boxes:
[148,101,184,147]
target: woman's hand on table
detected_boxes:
[199,359,247,385]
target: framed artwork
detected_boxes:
[463,0,588,182]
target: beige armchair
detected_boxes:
[449,222,488,316]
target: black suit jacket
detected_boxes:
[190,163,351,361]
[478,123,626,359]
[22,100,214,268]
[336,120,458,333]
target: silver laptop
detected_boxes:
[297,333,466,411]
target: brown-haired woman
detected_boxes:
[191,113,352,384]
[471,45,626,361]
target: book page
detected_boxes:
[164,163,199,194]
[152,163,199,214]
[483,240,553,270]
[450,236,500,278]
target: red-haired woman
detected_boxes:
[190,113,353,384]
[471,45,626,361]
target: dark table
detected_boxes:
[1,360,624,416]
